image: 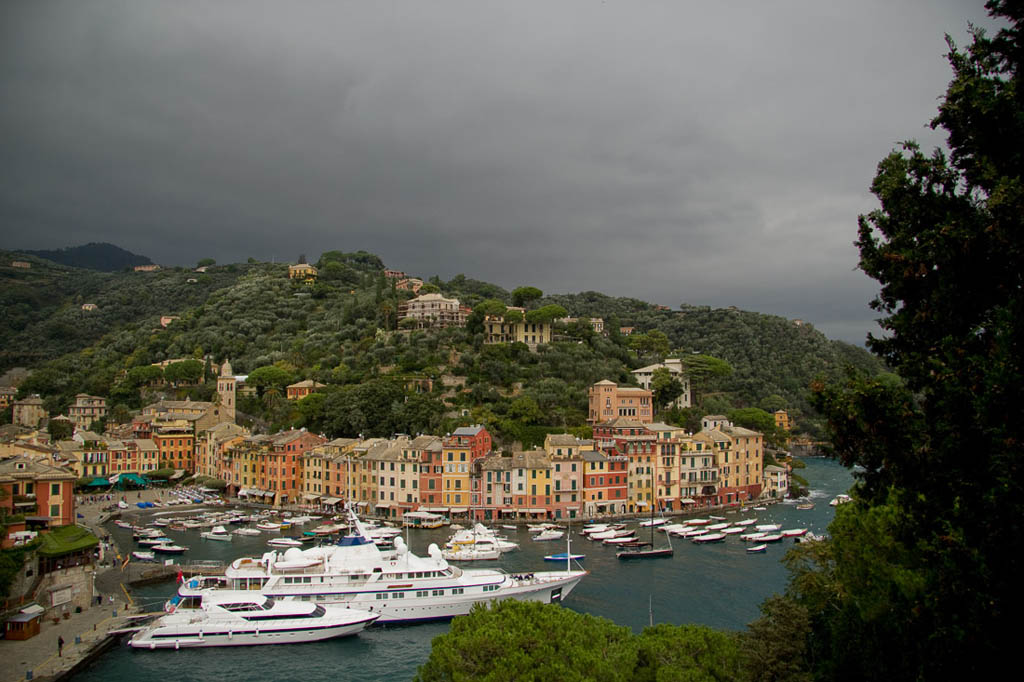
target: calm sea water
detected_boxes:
[73,458,852,682]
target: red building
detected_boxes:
[444,425,492,462]
[581,450,629,515]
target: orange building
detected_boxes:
[1,456,77,543]
[587,380,653,424]
[286,379,326,401]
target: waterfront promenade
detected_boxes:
[0,489,171,682]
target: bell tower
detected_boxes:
[216,359,236,423]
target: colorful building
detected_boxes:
[587,380,653,424]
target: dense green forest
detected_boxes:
[19,242,152,271]
[3,246,883,444]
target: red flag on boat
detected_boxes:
[176,569,183,583]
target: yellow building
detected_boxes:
[483,307,552,350]
[288,262,318,284]
[441,440,471,513]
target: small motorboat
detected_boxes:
[132,551,156,561]
[267,538,304,548]
[233,528,261,536]
[153,543,187,554]
[532,529,565,542]
[781,528,808,538]
[603,536,641,545]
[721,527,745,535]
[544,552,585,562]
[256,522,282,531]
[830,494,852,507]
[707,523,730,531]
[638,518,667,527]
[501,525,518,531]
[760,534,784,543]
[746,544,768,554]
[137,536,174,547]
[756,524,781,532]
[796,503,815,510]
[734,518,757,527]
[200,526,232,542]
[692,533,726,544]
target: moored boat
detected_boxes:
[172,507,586,624]
[201,526,232,542]
[130,591,378,648]
[532,529,565,542]
[153,543,188,554]
[544,552,585,562]
[267,538,304,548]
[746,544,768,554]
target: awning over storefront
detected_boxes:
[170,470,186,480]
[527,508,546,514]
[375,503,390,508]
[636,501,649,507]
[321,497,341,505]
[681,498,696,504]
[421,507,449,513]
[355,501,368,507]
[449,507,468,514]
[499,509,516,515]
[302,494,320,502]
[87,477,110,487]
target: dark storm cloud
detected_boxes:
[0,0,995,343]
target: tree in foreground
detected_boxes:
[416,601,743,682]
[793,3,1024,679]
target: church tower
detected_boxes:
[217,359,236,423]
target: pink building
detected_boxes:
[587,380,653,424]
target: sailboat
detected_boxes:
[544,517,585,562]
[617,504,674,560]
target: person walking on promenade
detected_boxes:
[58,635,64,657]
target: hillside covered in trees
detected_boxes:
[19,242,153,272]
[3,247,884,444]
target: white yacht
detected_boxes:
[445,524,519,553]
[172,509,586,624]
[131,591,378,649]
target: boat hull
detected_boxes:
[129,617,376,648]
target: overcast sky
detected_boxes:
[0,1,996,344]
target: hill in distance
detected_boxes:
[19,242,153,272]
[3,249,885,444]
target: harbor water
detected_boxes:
[73,457,852,681]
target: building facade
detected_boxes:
[587,381,653,424]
